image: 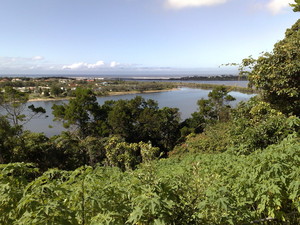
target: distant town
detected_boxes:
[0,75,251,100]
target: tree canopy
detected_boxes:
[243,19,300,116]
[0,87,46,130]
[291,0,300,12]
[52,88,100,138]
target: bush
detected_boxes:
[229,98,300,154]
[172,122,231,155]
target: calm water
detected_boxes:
[131,80,249,88]
[23,88,255,136]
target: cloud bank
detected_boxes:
[62,60,121,70]
[165,0,294,13]
[62,61,105,70]
[267,0,294,14]
[0,56,124,73]
[166,0,228,9]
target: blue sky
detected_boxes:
[0,0,298,76]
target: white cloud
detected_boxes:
[32,56,44,61]
[88,60,105,68]
[62,62,86,70]
[0,56,147,74]
[0,57,125,73]
[166,0,228,9]
[110,61,120,68]
[62,61,105,70]
[62,60,122,70]
[266,0,294,14]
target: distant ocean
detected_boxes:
[1,74,232,78]
[1,68,238,79]
[1,73,248,87]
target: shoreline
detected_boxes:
[28,88,178,102]
[28,97,71,102]
[107,88,178,96]
[27,85,254,102]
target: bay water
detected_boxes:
[23,87,255,136]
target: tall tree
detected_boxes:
[241,18,300,115]
[180,86,235,137]
[0,87,28,127]
[107,97,159,141]
[0,87,45,129]
[0,116,17,163]
[52,88,100,138]
[196,85,235,122]
[50,85,63,97]
[106,96,180,151]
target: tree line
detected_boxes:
[0,81,240,171]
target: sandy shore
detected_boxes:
[107,88,178,96]
[28,97,71,102]
[28,88,179,102]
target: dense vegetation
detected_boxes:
[1,135,299,224]
[0,3,300,224]
[170,74,248,81]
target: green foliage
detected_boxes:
[52,91,180,152]
[1,136,299,224]
[79,136,107,167]
[27,104,46,114]
[50,134,160,171]
[104,136,160,171]
[290,0,300,12]
[0,87,28,127]
[43,89,50,97]
[52,88,100,138]
[15,169,77,225]
[0,87,46,129]
[229,97,300,154]
[50,85,63,97]
[172,122,232,155]
[0,163,39,225]
[0,116,19,163]
[198,85,235,122]
[106,96,180,152]
[241,19,300,116]
[180,111,205,136]
[156,107,181,151]
[96,81,176,94]
[51,132,89,170]
[180,86,235,137]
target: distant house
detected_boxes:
[68,83,78,87]
[39,86,50,90]
[15,87,26,92]
[12,78,22,82]
[59,79,67,83]
[0,78,9,82]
